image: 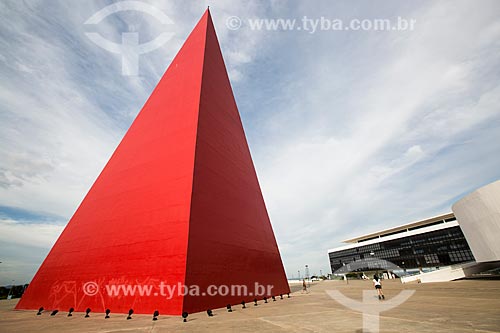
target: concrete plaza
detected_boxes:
[1,279,499,332]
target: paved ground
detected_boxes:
[1,279,499,332]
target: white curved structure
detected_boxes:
[452,180,500,263]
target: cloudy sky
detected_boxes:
[1,0,499,284]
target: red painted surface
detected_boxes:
[183,12,289,313]
[16,9,289,315]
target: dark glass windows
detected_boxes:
[329,226,474,272]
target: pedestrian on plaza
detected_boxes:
[373,274,385,300]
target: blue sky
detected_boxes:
[1,0,500,284]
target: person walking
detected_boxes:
[373,274,385,300]
[302,279,308,293]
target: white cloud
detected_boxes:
[251,0,500,276]
[0,219,64,285]
[0,219,64,249]
[228,68,243,82]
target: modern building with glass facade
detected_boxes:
[328,213,474,275]
[328,180,500,279]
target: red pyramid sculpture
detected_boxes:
[16,9,289,315]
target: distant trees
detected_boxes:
[0,284,28,299]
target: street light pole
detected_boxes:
[7,280,14,300]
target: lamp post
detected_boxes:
[7,280,15,300]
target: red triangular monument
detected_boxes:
[16,9,289,315]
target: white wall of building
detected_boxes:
[452,180,500,263]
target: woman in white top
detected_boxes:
[373,275,385,300]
